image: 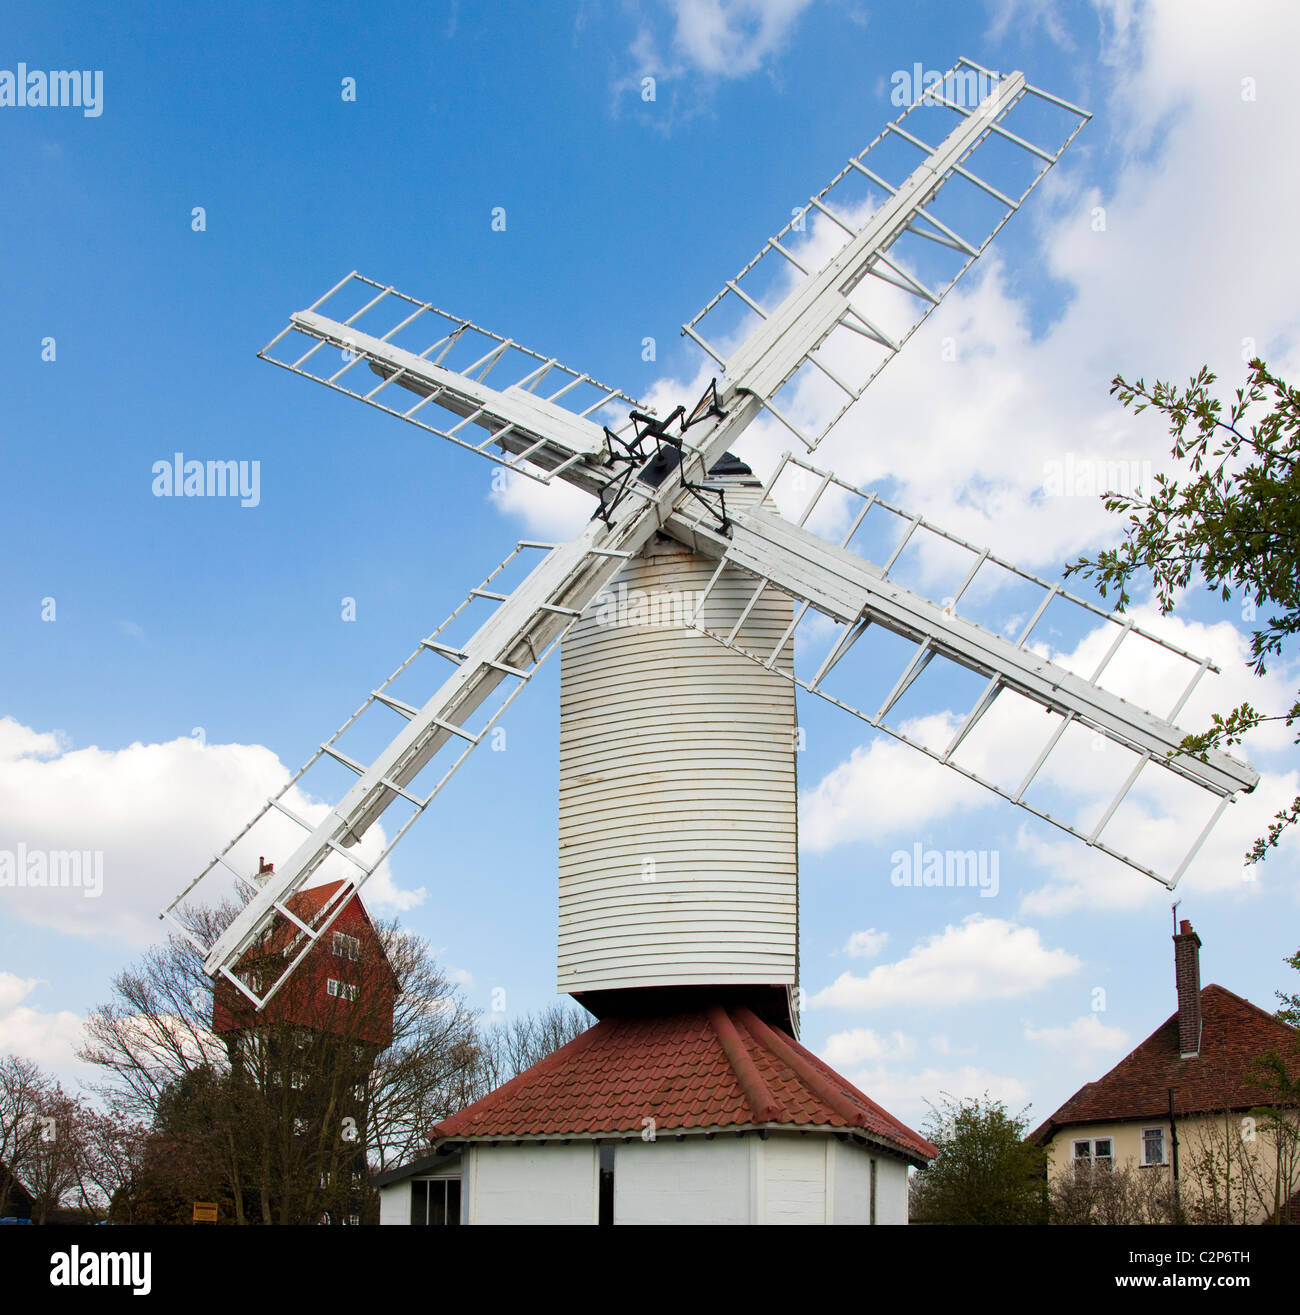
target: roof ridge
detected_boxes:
[1204,982,1296,1034]
[707,1005,779,1123]
[734,1007,936,1156]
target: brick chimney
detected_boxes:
[1173,919,1202,1058]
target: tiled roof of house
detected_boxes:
[431,1004,937,1164]
[260,880,390,970]
[1030,984,1300,1144]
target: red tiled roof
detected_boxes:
[431,1005,937,1164]
[1030,984,1300,1144]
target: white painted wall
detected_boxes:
[831,1138,873,1224]
[760,1134,827,1224]
[379,1180,408,1226]
[558,483,798,996]
[613,1136,751,1225]
[875,1155,910,1225]
[383,1135,911,1224]
[465,1143,596,1225]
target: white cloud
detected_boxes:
[928,1034,975,1057]
[1018,760,1300,915]
[0,718,425,945]
[811,915,1080,1009]
[1024,1013,1130,1063]
[837,1062,1032,1130]
[0,973,86,1075]
[985,0,1076,48]
[822,1026,916,1066]
[800,713,991,852]
[487,468,596,541]
[630,0,813,80]
[842,927,888,958]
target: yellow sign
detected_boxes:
[192,1201,218,1223]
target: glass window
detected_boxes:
[1072,1138,1114,1175]
[411,1178,461,1226]
[1142,1127,1165,1165]
[410,1180,428,1226]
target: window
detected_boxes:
[332,931,360,961]
[327,978,358,1002]
[1142,1127,1166,1166]
[1072,1138,1113,1175]
[410,1178,461,1226]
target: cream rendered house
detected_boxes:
[1031,921,1300,1224]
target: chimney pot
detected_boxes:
[1173,919,1203,1058]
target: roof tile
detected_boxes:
[430,1005,936,1163]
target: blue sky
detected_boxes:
[3,0,1298,1133]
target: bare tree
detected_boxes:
[1180,1102,1300,1225]
[0,1054,49,1217]
[467,1001,593,1097]
[20,1084,92,1223]
[1049,1161,1177,1225]
[74,1103,149,1223]
[366,920,482,1173]
[78,901,232,1120]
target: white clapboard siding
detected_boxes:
[558,483,797,995]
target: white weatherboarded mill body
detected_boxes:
[558,476,799,1008]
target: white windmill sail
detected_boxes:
[666,452,1259,887]
[166,59,1257,1014]
[683,59,1090,455]
[258,272,650,494]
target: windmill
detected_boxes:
[164,59,1257,1077]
